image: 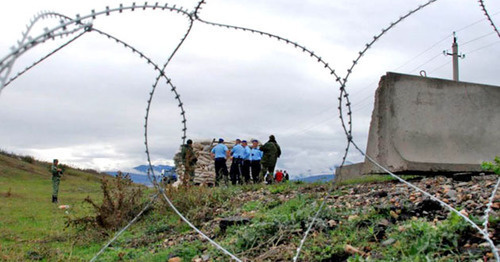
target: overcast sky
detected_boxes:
[0,0,499,178]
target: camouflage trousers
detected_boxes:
[52,176,60,197]
[259,163,276,184]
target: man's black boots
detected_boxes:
[52,196,57,203]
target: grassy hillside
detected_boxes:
[1,151,498,261]
[0,152,110,260]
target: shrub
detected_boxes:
[67,172,144,231]
[20,155,35,164]
[482,156,500,175]
[162,185,232,225]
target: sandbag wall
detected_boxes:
[173,139,236,186]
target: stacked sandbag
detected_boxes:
[173,139,236,186]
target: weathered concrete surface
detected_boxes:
[338,72,500,180]
[334,163,365,183]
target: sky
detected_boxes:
[0,0,499,178]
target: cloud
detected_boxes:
[0,0,499,178]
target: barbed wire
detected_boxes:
[0,3,240,259]
[0,3,192,93]
[478,0,500,38]
[351,11,500,109]
[194,15,355,213]
[483,177,500,233]
[295,1,440,260]
[90,27,241,260]
[0,25,90,94]
[193,14,354,260]
[1,1,498,261]
[350,140,499,261]
[3,30,89,88]
[0,10,68,93]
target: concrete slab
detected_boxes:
[334,162,365,183]
[339,72,500,179]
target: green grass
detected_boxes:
[0,153,107,261]
[336,174,397,185]
[0,151,494,261]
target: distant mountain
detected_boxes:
[133,165,175,174]
[293,174,334,183]
[105,164,176,187]
[105,171,161,187]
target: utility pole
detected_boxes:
[444,32,465,81]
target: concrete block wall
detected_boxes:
[337,72,500,181]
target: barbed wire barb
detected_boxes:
[478,0,500,38]
[483,177,500,233]
[0,1,498,261]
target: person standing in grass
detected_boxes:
[51,159,63,203]
[241,140,252,184]
[259,135,281,184]
[180,139,198,185]
[229,138,244,185]
[211,138,230,186]
[275,170,284,183]
[250,139,263,183]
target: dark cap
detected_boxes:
[218,138,224,143]
[236,138,241,142]
[252,139,258,143]
[242,140,247,143]
[187,139,193,144]
[269,135,275,140]
[53,159,58,163]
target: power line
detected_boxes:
[455,10,500,32]
[408,52,444,74]
[460,31,495,46]
[428,60,451,74]
[351,10,500,109]
[464,40,500,54]
[393,34,451,72]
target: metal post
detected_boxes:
[452,34,459,81]
[444,32,465,82]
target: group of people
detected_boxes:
[211,135,282,186]
[180,135,283,186]
[273,169,290,183]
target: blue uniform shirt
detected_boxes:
[211,144,229,159]
[231,144,245,159]
[242,146,251,160]
[250,147,263,161]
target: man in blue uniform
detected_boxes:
[241,140,251,184]
[230,138,244,185]
[250,139,263,183]
[211,138,229,186]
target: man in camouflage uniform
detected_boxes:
[259,135,281,184]
[180,139,198,185]
[51,159,63,203]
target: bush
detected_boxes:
[20,155,35,164]
[482,156,500,175]
[162,186,232,225]
[67,172,144,231]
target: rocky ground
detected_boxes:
[106,174,500,261]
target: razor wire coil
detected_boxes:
[0,1,499,261]
[479,0,500,38]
